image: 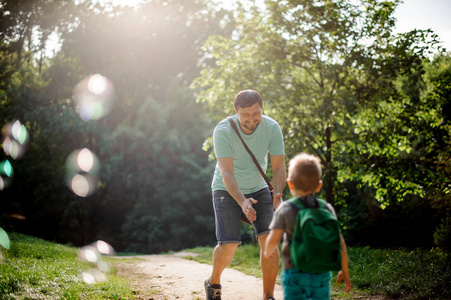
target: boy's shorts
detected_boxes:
[281,268,332,300]
[212,188,274,245]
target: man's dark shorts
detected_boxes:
[212,188,274,245]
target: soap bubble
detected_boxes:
[65,148,100,197]
[0,160,13,191]
[78,148,95,172]
[95,240,115,255]
[79,246,101,263]
[78,240,115,284]
[1,120,28,190]
[0,160,13,178]
[0,175,11,191]
[72,74,115,122]
[0,228,10,250]
[81,269,107,284]
[2,120,29,160]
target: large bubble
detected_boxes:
[65,148,100,197]
[0,228,9,263]
[1,120,29,190]
[0,160,13,191]
[0,228,10,250]
[2,120,29,160]
[78,240,115,284]
[72,74,115,122]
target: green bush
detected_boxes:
[434,214,451,252]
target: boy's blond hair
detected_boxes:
[287,153,322,193]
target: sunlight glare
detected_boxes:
[88,74,108,95]
[109,0,145,7]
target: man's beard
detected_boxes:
[241,120,259,133]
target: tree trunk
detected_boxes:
[325,126,334,206]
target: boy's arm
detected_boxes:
[264,229,284,258]
[337,234,352,293]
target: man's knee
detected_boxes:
[213,243,240,267]
[257,233,269,248]
[215,242,239,255]
[217,242,239,250]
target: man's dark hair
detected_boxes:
[233,90,263,110]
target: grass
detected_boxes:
[349,247,451,299]
[185,244,451,300]
[1,232,450,299]
[0,232,135,299]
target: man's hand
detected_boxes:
[337,270,352,293]
[273,192,283,210]
[241,198,258,223]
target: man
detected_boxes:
[205,89,287,300]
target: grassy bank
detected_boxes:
[185,244,451,300]
[0,232,135,299]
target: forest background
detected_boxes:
[0,0,450,254]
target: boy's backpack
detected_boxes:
[288,196,342,273]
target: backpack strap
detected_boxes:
[288,196,331,212]
[288,194,319,210]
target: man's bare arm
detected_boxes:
[270,154,287,209]
[217,157,257,222]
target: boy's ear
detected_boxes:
[315,180,323,193]
[287,180,295,191]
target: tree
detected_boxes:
[50,0,234,250]
[100,84,215,252]
[0,0,85,80]
[192,0,443,209]
[421,53,451,250]
[1,0,235,251]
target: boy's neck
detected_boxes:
[291,190,315,198]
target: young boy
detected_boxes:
[264,153,351,299]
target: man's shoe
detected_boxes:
[267,298,276,300]
[204,278,222,300]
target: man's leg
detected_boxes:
[258,233,280,299]
[210,242,239,285]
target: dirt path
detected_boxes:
[112,252,386,300]
[113,252,284,300]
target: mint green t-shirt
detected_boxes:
[211,114,285,194]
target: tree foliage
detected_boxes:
[192,0,444,206]
[1,0,232,252]
[1,0,450,251]
[192,0,450,248]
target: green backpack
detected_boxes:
[288,196,342,273]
